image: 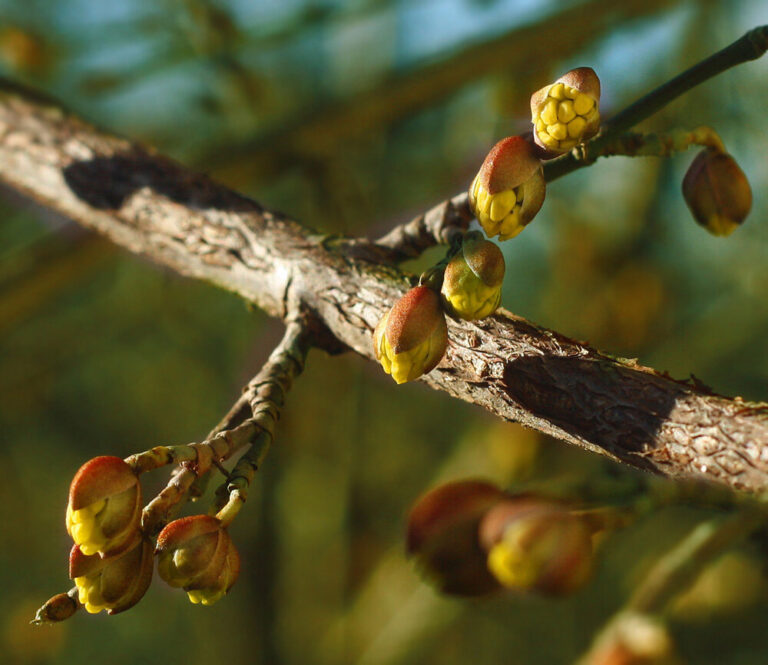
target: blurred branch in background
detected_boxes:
[201,0,680,181]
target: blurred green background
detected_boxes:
[1,0,767,663]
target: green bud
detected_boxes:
[468,136,546,240]
[374,286,448,384]
[531,67,601,155]
[442,232,505,320]
[682,148,752,236]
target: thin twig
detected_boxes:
[215,319,311,525]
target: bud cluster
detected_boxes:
[374,233,506,383]
[406,480,608,597]
[467,67,602,242]
[59,454,244,617]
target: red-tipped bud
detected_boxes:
[156,515,240,606]
[406,480,509,595]
[70,537,153,614]
[442,232,505,320]
[66,456,142,557]
[374,286,448,384]
[468,136,546,240]
[479,500,594,595]
[531,67,601,155]
[682,148,752,236]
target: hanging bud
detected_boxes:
[479,499,594,595]
[682,148,752,236]
[406,480,508,595]
[374,286,448,384]
[441,232,505,320]
[66,456,142,557]
[531,67,601,155]
[156,515,240,606]
[468,136,546,240]
[69,537,154,614]
[32,593,78,624]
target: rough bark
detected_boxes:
[1,82,767,493]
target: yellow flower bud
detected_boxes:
[682,148,752,236]
[441,232,505,320]
[531,67,601,155]
[479,500,594,595]
[373,286,448,384]
[468,136,546,240]
[69,537,153,614]
[406,480,509,596]
[66,456,142,557]
[156,515,240,606]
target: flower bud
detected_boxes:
[682,148,752,236]
[468,136,546,240]
[69,537,153,614]
[441,232,505,320]
[584,613,677,665]
[66,456,142,557]
[479,500,593,595]
[33,593,78,624]
[406,480,508,596]
[531,67,601,155]
[156,515,240,606]
[374,286,448,384]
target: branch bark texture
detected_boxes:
[1,83,767,493]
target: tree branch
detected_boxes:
[1,79,767,493]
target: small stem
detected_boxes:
[545,25,768,182]
[628,508,765,614]
[575,507,766,663]
[212,320,311,521]
[375,193,472,261]
[599,126,725,159]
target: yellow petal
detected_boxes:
[567,116,586,139]
[557,100,575,123]
[540,99,558,125]
[548,123,568,141]
[573,93,594,116]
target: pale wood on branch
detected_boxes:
[1,81,767,493]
